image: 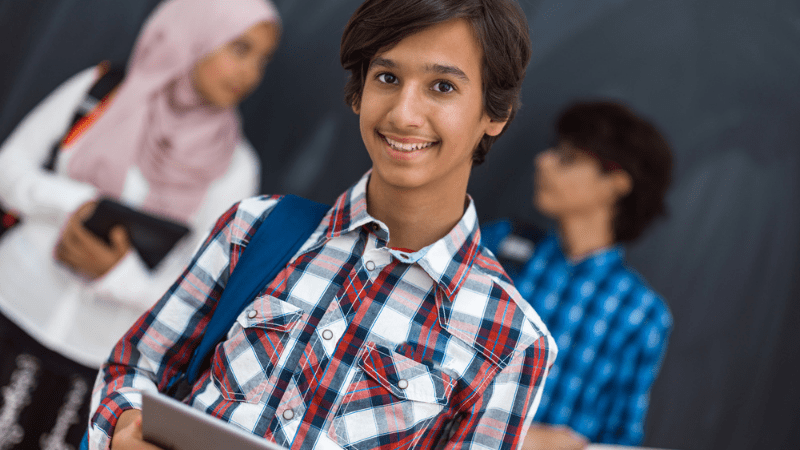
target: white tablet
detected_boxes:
[141,391,288,450]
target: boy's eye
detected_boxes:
[556,146,579,165]
[377,73,398,84]
[433,81,455,93]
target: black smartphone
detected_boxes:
[82,198,190,269]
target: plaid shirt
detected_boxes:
[482,220,671,445]
[89,173,556,450]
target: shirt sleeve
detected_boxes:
[441,335,554,450]
[86,198,274,450]
[0,67,100,226]
[597,307,672,445]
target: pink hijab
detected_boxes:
[66,0,280,222]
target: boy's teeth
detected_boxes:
[385,136,434,152]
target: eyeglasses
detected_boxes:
[551,143,622,172]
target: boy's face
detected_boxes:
[353,18,507,196]
[533,140,630,220]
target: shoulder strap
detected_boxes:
[185,195,329,384]
[42,62,125,172]
[5,63,125,243]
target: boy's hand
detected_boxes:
[110,409,164,450]
[55,200,131,279]
[521,423,589,450]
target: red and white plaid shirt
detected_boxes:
[89,172,556,450]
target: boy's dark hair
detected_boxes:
[556,101,673,243]
[340,0,531,165]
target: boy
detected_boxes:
[88,1,556,449]
[483,101,673,449]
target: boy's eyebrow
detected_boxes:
[425,63,470,82]
[369,57,470,83]
[369,57,396,70]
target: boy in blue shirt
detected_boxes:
[483,101,673,449]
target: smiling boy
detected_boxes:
[89,1,555,449]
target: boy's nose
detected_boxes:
[535,148,555,169]
[388,85,424,129]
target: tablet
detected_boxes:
[141,391,288,450]
[82,198,190,269]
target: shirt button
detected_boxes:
[372,223,380,231]
[321,329,334,340]
[397,379,409,390]
[282,409,295,420]
[365,261,376,271]
[247,310,257,319]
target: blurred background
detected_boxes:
[1,0,798,448]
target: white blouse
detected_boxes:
[0,66,261,368]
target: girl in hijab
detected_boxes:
[0,0,280,446]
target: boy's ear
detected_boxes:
[609,170,633,198]
[484,106,513,136]
[485,117,509,137]
[351,98,361,115]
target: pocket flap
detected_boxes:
[358,342,455,405]
[236,294,305,332]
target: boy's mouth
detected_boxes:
[380,133,438,152]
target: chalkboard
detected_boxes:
[1,1,798,448]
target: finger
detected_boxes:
[75,200,98,221]
[55,225,104,275]
[60,221,79,244]
[63,201,101,245]
[72,217,103,242]
[55,239,69,263]
[109,226,131,253]
[67,224,129,278]
[59,218,89,255]
[56,233,81,265]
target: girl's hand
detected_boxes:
[55,201,131,279]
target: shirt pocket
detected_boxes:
[211,294,305,403]
[328,342,456,449]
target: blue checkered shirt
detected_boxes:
[482,220,671,445]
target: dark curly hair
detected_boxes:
[340,0,531,165]
[556,101,673,243]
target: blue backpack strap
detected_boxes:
[79,431,89,450]
[85,195,329,445]
[185,194,329,384]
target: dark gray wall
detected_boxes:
[1,1,799,449]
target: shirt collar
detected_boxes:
[548,232,625,269]
[319,170,481,299]
[415,198,481,299]
[322,170,383,240]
